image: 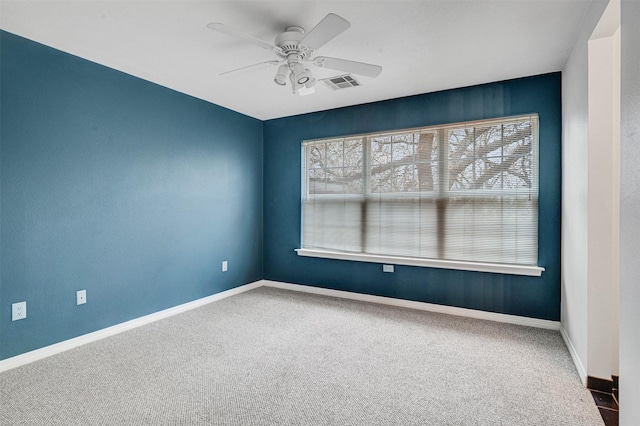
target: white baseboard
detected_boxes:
[0,281,262,373]
[262,280,561,331]
[1,279,562,373]
[559,324,587,386]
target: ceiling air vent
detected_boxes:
[320,74,361,90]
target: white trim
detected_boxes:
[262,280,560,330]
[295,248,545,277]
[560,324,588,386]
[0,281,262,373]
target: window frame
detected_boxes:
[297,114,545,277]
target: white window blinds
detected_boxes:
[302,114,539,267]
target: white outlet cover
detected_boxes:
[383,264,395,273]
[222,261,228,272]
[76,290,87,305]
[12,301,27,321]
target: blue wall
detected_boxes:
[263,73,562,321]
[0,31,263,359]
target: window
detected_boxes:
[298,114,543,276]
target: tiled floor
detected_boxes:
[590,390,619,426]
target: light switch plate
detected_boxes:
[12,301,27,321]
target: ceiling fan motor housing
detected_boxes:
[275,26,313,60]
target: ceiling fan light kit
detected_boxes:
[207,13,382,96]
[274,64,289,86]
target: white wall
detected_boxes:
[587,15,620,380]
[611,25,620,378]
[560,0,608,383]
[619,1,640,423]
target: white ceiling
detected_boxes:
[1,1,593,120]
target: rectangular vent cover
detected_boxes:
[320,74,361,90]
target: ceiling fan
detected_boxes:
[207,13,382,95]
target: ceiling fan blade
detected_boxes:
[207,22,280,52]
[300,13,350,50]
[220,61,281,78]
[313,56,382,78]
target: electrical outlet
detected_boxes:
[222,260,228,272]
[76,290,87,305]
[12,301,27,321]
[383,264,394,273]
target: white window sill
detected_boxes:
[295,249,545,277]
